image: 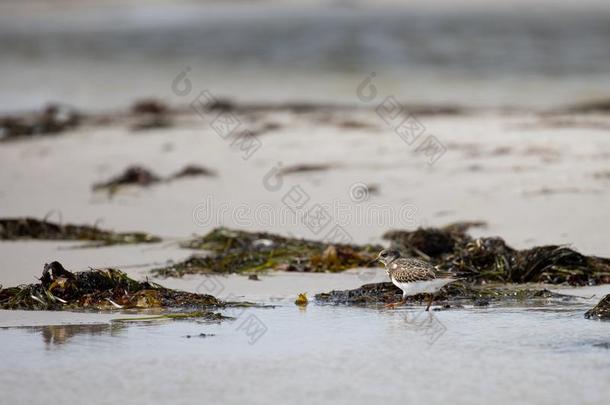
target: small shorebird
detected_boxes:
[373,249,457,310]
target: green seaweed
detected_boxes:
[0,104,81,141]
[111,311,227,323]
[151,225,610,285]
[152,225,610,285]
[0,262,222,311]
[383,222,610,286]
[152,227,381,277]
[0,217,161,246]
[315,281,577,307]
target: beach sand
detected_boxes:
[1,108,609,268]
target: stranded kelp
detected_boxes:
[0,217,161,246]
[585,294,610,320]
[151,225,610,283]
[383,223,610,286]
[93,164,216,193]
[0,262,222,312]
[152,227,381,277]
[315,281,576,308]
[92,165,162,192]
[554,98,610,114]
[129,99,172,131]
[0,104,81,141]
[169,164,216,179]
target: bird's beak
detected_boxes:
[367,258,379,266]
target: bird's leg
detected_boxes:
[425,294,434,311]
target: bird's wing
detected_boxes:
[390,258,436,283]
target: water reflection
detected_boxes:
[31,323,125,347]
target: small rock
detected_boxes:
[248,274,260,281]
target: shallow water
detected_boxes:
[1,297,609,405]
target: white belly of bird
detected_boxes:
[392,278,454,296]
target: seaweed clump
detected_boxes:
[129,99,172,131]
[585,295,610,320]
[0,104,81,141]
[93,164,216,193]
[383,222,610,286]
[0,217,161,246]
[169,164,216,179]
[93,165,162,192]
[152,227,381,277]
[0,262,223,311]
[315,281,575,307]
[556,99,610,114]
[278,164,334,175]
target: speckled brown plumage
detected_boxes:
[386,257,437,283]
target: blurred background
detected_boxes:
[1,0,610,112]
